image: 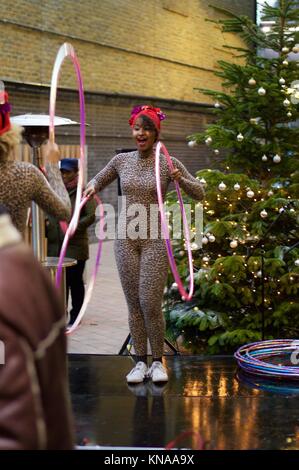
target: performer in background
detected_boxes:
[47,158,96,325]
[85,105,204,384]
[0,92,71,236]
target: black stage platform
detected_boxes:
[69,355,299,450]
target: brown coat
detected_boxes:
[0,238,74,449]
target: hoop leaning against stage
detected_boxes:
[49,42,105,333]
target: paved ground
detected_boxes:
[68,241,130,354]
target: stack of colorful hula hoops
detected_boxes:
[235,339,299,380]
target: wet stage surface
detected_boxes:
[69,355,299,450]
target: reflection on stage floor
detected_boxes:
[69,355,299,450]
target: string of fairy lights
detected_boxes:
[166,175,298,303]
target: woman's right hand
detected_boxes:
[84,184,96,198]
[43,140,60,165]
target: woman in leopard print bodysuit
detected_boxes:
[85,105,204,384]
[0,92,71,235]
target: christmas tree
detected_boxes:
[165,0,299,354]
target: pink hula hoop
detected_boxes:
[49,42,105,333]
[49,43,85,240]
[155,141,194,301]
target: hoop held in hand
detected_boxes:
[155,141,194,301]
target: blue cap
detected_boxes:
[59,158,79,171]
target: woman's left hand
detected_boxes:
[170,168,182,181]
[42,140,60,165]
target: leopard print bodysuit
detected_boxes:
[91,150,204,358]
[0,161,71,235]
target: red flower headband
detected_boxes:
[129,105,166,131]
[0,92,11,136]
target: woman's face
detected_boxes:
[132,117,157,153]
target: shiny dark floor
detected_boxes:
[68,355,299,450]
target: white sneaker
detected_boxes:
[147,361,168,383]
[126,361,148,384]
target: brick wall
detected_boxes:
[2,0,255,209]
[210,0,256,18]
[7,82,217,209]
[0,0,255,102]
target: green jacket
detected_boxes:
[47,187,96,260]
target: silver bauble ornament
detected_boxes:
[295,259,299,267]
[218,181,227,191]
[282,60,288,66]
[279,77,285,85]
[260,209,268,219]
[188,140,197,148]
[234,183,240,191]
[208,234,216,243]
[205,136,212,145]
[262,154,268,162]
[247,189,254,198]
[248,77,256,86]
[258,87,266,96]
[283,98,290,107]
[237,133,244,142]
[230,240,238,249]
[282,46,289,53]
[202,236,209,245]
[273,154,281,163]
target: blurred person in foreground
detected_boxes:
[0,205,74,449]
